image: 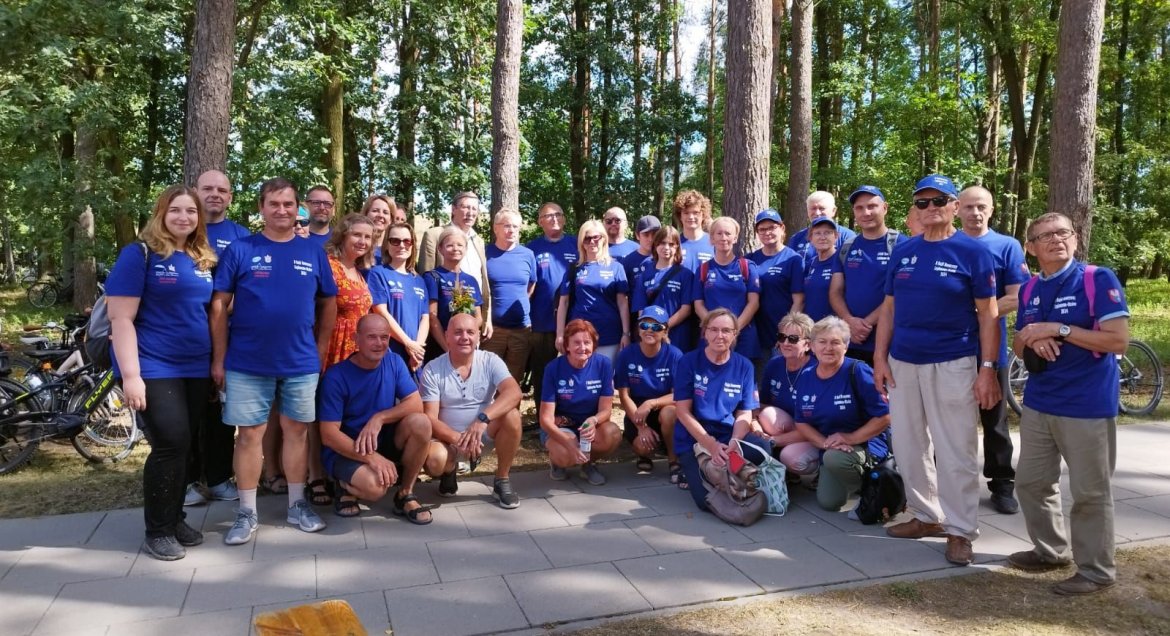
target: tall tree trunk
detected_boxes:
[141,54,162,200]
[397,1,419,214]
[786,0,813,230]
[723,0,772,247]
[770,0,787,160]
[1110,0,1130,209]
[633,1,644,199]
[671,2,682,193]
[569,0,592,226]
[652,11,667,218]
[73,115,99,311]
[490,0,523,215]
[597,0,614,198]
[705,0,717,201]
[1,214,16,284]
[343,104,362,210]
[323,70,345,206]
[183,0,236,186]
[814,0,830,188]
[1048,0,1106,255]
[105,132,136,248]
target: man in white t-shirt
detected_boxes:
[420,313,523,508]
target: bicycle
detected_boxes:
[26,276,106,308]
[1005,339,1164,417]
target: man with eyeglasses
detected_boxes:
[1008,213,1129,596]
[604,207,638,260]
[303,185,336,246]
[786,191,858,267]
[418,191,493,337]
[526,202,578,398]
[957,186,1031,515]
[873,174,1000,567]
[828,186,906,367]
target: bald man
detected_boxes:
[196,170,250,257]
[604,207,638,260]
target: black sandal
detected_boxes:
[333,488,361,518]
[260,473,287,495]
[393,491,437,525]
[307,479,333,506]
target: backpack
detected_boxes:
[838,229,901,267]
[85,241,148,370]
[698,257,749,286]
[1019,264,1100,358]
[855,455,906,525]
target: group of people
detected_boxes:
[106,169,1128,599]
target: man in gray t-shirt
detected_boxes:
[421,313,523,509]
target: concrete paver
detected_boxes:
[0,422,1165,636]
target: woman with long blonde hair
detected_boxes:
[555,219,630,364]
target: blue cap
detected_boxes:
[809,217,839,231]
[913,174,959,198]
[848,185,885,204]
[639,305,670,324]
[754,208,783,226]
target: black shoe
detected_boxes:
[493,478,520,509]
[175,519,204,547]
[438,470,458,497]
[991,491,1020,514]
[143,536,186,561]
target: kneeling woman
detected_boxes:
[539,319,623,486]
[614,305,684,479]
[673,309,772,510]
[757,312,819,477]
[794,316,891,512]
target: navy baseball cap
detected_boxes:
[639,305,670,324]
[809,217,839,231]
[754,208,783,226]
[848,185,885,204]
[635,215,662,234]
[913,174,959,198]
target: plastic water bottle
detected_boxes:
[578,421,592,454]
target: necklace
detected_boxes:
[783,359,805,399]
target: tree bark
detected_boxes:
[814,0,830,188]
[323,71,345,206]
[597,0,613,197]
[770,0,787,159]
[397,1,420,214]
[1048,0,1107,254]
[569,0,591,226]
[73,116,99,312]
[633,1,644,198]
[722,0,772,247]
[183,0,236,186]
[785,0,813,230]
[490,0,523,215]
[705,0,717,201]
[671,2,682,193]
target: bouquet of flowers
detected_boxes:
[449,278,477,316]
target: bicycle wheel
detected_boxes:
[1005,351,1027,416]
[1118,340,1165,416]
[0,378,44,475]
[26,282,59,308]
[68,376,139,463]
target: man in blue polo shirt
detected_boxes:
[211,177,338,545]
[1009,213,1129,596]
[526,202,578,396]
[958,185,1030,514]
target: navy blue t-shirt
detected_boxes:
[106,244,214,379]
[620,251,654,291]
[608,240,639,260]
[835,232,908,352]
[793,360,889,437]
[205,219,250,258]
[694,258,762,358]
[485,243,537,328]
[673,350,759,448]
[975,230,1031,367]
[214,233,338,376]
[632,263,695,350]
[614,343,684,402]
[305,230,331,247]
[680,233,715,272]
[749,248,805,352]
[317,354,419,475]
[526,234,578,333]
[884,233,997,364]
[802,253,837,322]
[1016,261,1129,419]
[369,266,429,359]
[540,354,615,425]
[424,266,483,331]
[760,356,816,418]
[559,260,629,346]
[787,225,858,268]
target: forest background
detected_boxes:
[1,0,1167,312]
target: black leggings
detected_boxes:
[139,377,210,538]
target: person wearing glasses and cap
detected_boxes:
[604,207,639,260]
[621,215,662,287]
[614,305,685,480]
[786,191,858,267]
[872,174,1001,567]
[828,185,907,367]
[749,208,805,370]
[801,216,841,323]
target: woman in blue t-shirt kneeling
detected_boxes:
[107,185,218,561]
[673,309,772,511]
[615,305,684,480]
[794,317,891,514]
[540,319,622,486]
[757,312,819,479]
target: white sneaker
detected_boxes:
[224,508,258,545]
[183,483,208,507]
[287,500,326,533]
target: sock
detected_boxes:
[287,483,306,507]
[239,488,258,513]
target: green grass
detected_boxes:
[0,286,66,345]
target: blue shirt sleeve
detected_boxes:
[614,262,629,295]
[317,365,346,423]
[540,358,559,404]
[1093,266,1130,323]
[598,355,615,397]
[367,268,389,305]
[317,248,339,298]
[745,261,761,294]
[424,271,439,300]
[739,358,760,410]
[213,240,242,294]
[1004,242,1030,287]
[104,243,149,298]
[391,353,419,399]
[673,354,695,402]
[854,362,890,418]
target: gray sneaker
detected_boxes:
[287,499,327,533]
[143,536,185,561]
[581,462,606,486]
[208,480,240,501]
[549,464,568,481]
[492,478,520,509]
[224,508,258,545]
[183,482,208,507]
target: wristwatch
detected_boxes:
[1057,324,1072,340]
[476,412,491,425]
[980,360,999,371]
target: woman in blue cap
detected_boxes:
[614,305,685,480]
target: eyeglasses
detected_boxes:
[776,334,804,345]
[913,196,952,210]
[539,212,564,220]
[583,235,604,243]
[306,199,335,209]
[705,326,736,336]
[387,237,413,247]
[604,218,623,225]
[1028,228,1075,243]
[639,321,667,333]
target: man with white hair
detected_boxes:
[787,191,858,266]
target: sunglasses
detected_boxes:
[638,321,667,333]
[387,237,413,247]
[296,218,310,228]
[913,196,953,210]
[776,334,804,345]
[583,235,604,243]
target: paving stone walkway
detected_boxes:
[2,423,1168,636]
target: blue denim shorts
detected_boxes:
[223,370,319,425]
